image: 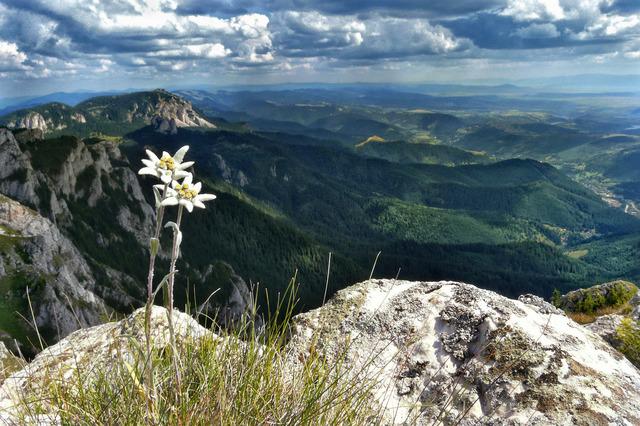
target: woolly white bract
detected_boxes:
[138,146,194,184]
[161,174,217,212]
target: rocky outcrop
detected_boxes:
[151,93,216,134]
[2,279,639,424]
[0,129,156,348]
[0,195,110,345]
[559,280,637,312]
[0,306,211,423]
[288,279,640,425]
[153,93,215,129]
[152,115,179,134]
[213,153,250,187]
[0,128,40,204]
[582,286,640,354]
[71,112,86,123]
[9,112,48,132]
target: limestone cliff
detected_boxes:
[0,194,110,351]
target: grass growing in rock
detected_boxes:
[12,294,378,425]
[555,280,638,324]
[617,318,640,368]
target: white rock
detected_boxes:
[287,279,640,425]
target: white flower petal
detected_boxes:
[160,172,172,184]
[185,201,194,213]
[193,199,206,209]
[177,161,194,170]
[193,182,202,193]
[161,151,171,159]
[164,221,179,231]
[197,193,217,202]
[173,146,189,163]
[139,167,159,176]
[146,150,160,163]
[174,170,191,180]
[161,197,179,206]
[141,159,156,168]
[183,174,193,186]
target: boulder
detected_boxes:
[288,279,640,425]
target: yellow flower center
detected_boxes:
[175,183,197,200]
[158,155,175,171]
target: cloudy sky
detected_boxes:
[0,0,638,96]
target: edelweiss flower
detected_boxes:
[138,146,194,184]
[161,174,216,212]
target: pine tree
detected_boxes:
[551,288,562,308]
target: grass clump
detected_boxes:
[616,318,640,368]
[16,300,377,425]
[555,280,638,324]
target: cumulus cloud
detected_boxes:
[272,11,365,53]
[273,12,469,60]
[0,40,27,71]
[0,0,273,70]
[0,0,637,85]
[514,23,560,38]
[501,0,567,21]
[574,13,640,39]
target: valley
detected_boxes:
[1,86,639,352]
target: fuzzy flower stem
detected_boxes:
[167,204,184,393]
[143,182,168,418]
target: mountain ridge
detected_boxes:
[0,89,215,136]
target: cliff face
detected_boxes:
[0,128,151,350]
[0,195,110,347]
[1,279,638,424]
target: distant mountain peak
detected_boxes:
[1,89,216,135]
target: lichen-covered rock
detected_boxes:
[0,306,213,423]
[518,293,565,315]
[586,314,625,347]
[288,279,640,425]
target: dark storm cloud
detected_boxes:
[601,0,640,15]
[177,0,504,17]
[442,13,626,50]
